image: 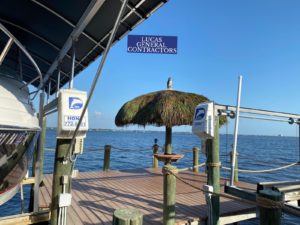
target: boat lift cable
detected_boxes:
[65,0,130,163]
[0,22,43,89]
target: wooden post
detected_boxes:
[230,151,239,183]
[259,190,282,225]
[152,144,159,168]
[193,147,200,173]
[50,139,74,225]
[165,126,172,155]
[113,208,143,225]
[206,117,220,225]
[103,145,111,171]
[163,164,177,225]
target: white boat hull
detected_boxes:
[0,76,39,205]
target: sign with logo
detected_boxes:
[69,97,83,110]
[127,35,177,54]
[57,89,88,138]
[194,108,206,121]
[192,102,214,139]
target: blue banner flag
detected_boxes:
[127,35,177,54]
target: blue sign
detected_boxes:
[127,35,177,54]
[69,97,83,110]
[194,108,205,120]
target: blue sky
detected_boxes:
[46,0,300,136]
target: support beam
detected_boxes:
[0,18,85,67]
[224,185,256,202]
[33,92,45,212]
[18,48,23,80]
[65,0,129,159]
[0,22,43,84]
[215,104,300,120]
[38,0,106,91]
[69,41,76,89]
[0,37,13,65]
[31,0,106,50]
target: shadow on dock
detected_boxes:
[39,168,256,225]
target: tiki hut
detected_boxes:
[115,78,224,156]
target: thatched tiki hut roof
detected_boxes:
[115,90,209,128]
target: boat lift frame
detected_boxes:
[215,102,300,219]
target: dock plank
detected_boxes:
[39,168,256,225]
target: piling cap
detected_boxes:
[114,208,143,220]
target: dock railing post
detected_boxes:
[258,190,282,225]
[103,145,111,171]
[230,151,238,182]
[205,116,220,225]
[193,147,200,173]
[163,164,177,225]
[152,143,159,168]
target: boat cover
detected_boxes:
[0,0,168,94]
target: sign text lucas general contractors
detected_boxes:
[127,35,177,54]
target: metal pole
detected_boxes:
[56,70,61,97]
[33,92,45,212]
[65,0,129,161]
[20,184,24,213]
[0,22,43,84]
[69,42,76,89]
[18,49,23,80]
[230,75,242,186]
[48,82,51,104]
[0,37,13,65]
[298,124,300,162]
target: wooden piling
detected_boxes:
[163,164,177,225]
[192,147,200,173]
[230,151,239,183]
[113,208,143,225]
[165,126,172,155]
[152,144,159,168]
[206,117,220,225]
[103,145,111,171]
[259,190,282,225]
[50,139,74,225]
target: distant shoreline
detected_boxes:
[45,127,295,137]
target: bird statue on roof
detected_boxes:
[167,77,172,90]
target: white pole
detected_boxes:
[230,75,243,186]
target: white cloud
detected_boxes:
[94,111,102,119]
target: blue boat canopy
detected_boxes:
[0,0,168,94]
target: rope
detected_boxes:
[221,162,299,173]
[167,169,300,216]
[111,145,149,152]
[237,154,295,167]
[177,163,206,172]
[207,162,221,167]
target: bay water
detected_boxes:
[1,130,300,224]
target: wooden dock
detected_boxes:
[39,168,257,225]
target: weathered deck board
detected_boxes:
[39,168,256,225]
